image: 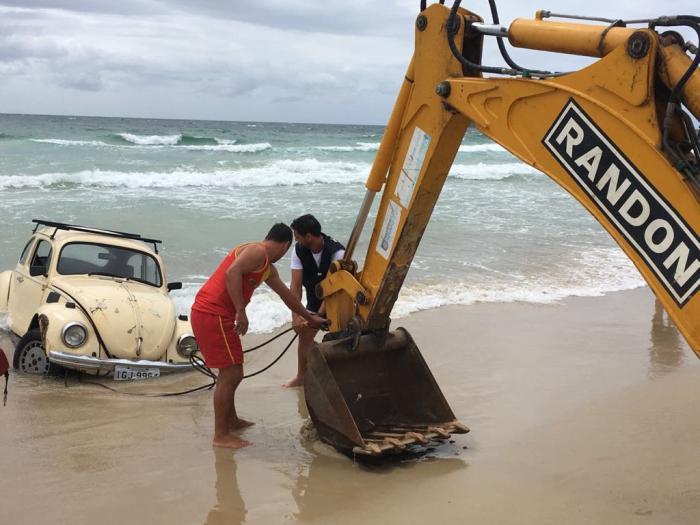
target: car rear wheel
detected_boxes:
[14,328,51,374]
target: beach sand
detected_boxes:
[1,286,698,524]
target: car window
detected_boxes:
[57,243,163,287]
[30,240,53,272]
[18,238,35,265]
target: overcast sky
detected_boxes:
[0,1,696,124]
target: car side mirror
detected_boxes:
[29,265,47,277]
[167,282,182,291]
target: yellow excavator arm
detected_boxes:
[305,2,700,457]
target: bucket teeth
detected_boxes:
[452,421,470,434]
[383,437,406,450]
[404,431,429,445]
[427,426,450,439]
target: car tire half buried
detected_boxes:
[14,328,54,375]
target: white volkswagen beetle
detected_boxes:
[0,220,198,378]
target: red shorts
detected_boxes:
[190,309,243,368]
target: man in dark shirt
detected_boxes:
[283,214,345,388]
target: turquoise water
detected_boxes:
[0,113,644,332]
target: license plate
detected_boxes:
[113,365,160,381]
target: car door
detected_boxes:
[8,238,52,335]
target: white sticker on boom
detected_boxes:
[376,200,401,259]
[395,127,431,208]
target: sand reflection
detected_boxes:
[290,389,468,522]
[204,449,247,525]
[648,299,685,378]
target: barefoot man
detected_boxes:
[284,214,344,388]
[191,223,327,449]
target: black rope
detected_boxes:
[2,372,7,406]
[243,333,297,379]
[244,327,294,353]
[72,328,299,397]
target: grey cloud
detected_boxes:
[0,0,164,15]
[162,0,416,36]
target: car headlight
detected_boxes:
[177,334,198,358]
[62,322,87,348]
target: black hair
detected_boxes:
[290,214,322,236]
[265,222,293,244]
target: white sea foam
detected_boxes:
[315,142,379,152]
[313,142,504,154]
[215,138,237,145]
[0,159,369,189]
[458,143,507,153]
[0,312,10,332]
[119,133,182,145]
[449,162,540,180]
[31,139,112,147]
[178,142,271,153]
[169,248,645,334]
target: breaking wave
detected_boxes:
[31,139,113,147]
[117,133,182,145]
[0,159,369,189]
[315,142,379,152]
[449,162,540,180]
[112,133,263,151]
[0,161,546,189]
[458,143,507,153]
[170,247,645,334]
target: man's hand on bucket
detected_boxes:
[307,314,329,331]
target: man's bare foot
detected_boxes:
[212,434,251,449]
[230,418,255,431]
[283,376,304,388]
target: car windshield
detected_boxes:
[57,242,162,287]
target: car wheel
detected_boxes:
[14,328,50,374]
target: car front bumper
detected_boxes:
[48,350,194,373]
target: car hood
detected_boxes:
[51,276,175,361]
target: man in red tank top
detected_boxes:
[191,223,326,449]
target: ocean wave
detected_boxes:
[449,162,540,180]
[311,142,507,154]
[315,142,379,152]
[112,133,263,152]
[458,143,507,153]
[169,248,645,333]
[0,159,369,189]
[117,133,182,145]
[31,139,112,147]
[178,142,271,153]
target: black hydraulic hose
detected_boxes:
[447,1,519,75]
[486,0,556,77]
[652,17,700,169]
[654,17,700,106]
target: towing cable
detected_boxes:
[74,327,298,397]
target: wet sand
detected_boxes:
[1,287,698,524]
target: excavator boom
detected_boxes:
[306,2,700,457]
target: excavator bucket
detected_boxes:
[304,327,468,456]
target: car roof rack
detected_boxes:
[32,219,163,253]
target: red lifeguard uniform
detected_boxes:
[191,243,270,368]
